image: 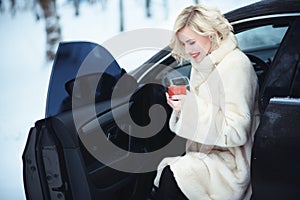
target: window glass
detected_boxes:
[236,25,288,62]
[117,49,160,72]
[46,42,123,117]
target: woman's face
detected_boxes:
[177,26,212,63]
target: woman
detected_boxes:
[153,4,260,200]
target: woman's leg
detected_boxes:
[155,165,188,200]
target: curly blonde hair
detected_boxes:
[170,4,233,64]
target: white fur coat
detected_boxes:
[154,33,260,200]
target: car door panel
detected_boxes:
[24,99,146,199]
[23,118,94,200]
[23,125,46,200]
[251,98,300,200]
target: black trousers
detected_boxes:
[154,165,188,200]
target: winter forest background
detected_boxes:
[0,0,259,199]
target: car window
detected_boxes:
[117,49,160,72]
[46,42,124,117]
[236,25,288,64]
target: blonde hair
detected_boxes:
[170,4,233,64]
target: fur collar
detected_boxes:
[209,32,238,65]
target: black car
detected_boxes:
[23,0,300,199]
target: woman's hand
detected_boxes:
[166,93,186,111]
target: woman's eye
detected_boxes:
[189,41,195,45]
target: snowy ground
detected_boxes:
[0,0,259,199]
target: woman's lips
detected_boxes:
[190,52,200,59]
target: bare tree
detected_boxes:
[0,0,3,13]
[38,0,62,61]
[74,0,80,16]
[146,0,151,18]
[119,0,124,32]
[10,0,16,16]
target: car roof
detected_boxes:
[224,0,300,23]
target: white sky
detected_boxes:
[0,0,260,199]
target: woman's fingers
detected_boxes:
[166,94,186,111]
[170,94,185,101]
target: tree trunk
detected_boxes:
[74,0,80,16]
[119,0,124,32]
[146,0,151,18]
[39,0,62,61]
[0,0,3,13]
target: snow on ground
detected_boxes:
[0,0,259,199]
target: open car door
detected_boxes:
[22,42,185,200]
[251,18,300,200]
